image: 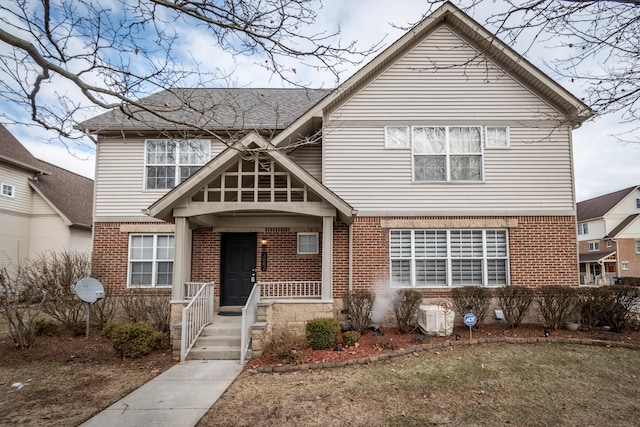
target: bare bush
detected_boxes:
[392,289,422,334]
[263,327,308,364]
[21,251,90,330]
[91,296,118,329]
[451,286,492,329]
[343,290,375,334]
[120,288,171,332]
[496,286,534,328]
[536,286,579,330]
[0,264,46,348]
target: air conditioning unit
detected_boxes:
[417,305,455,337]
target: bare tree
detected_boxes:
[420,0,640,141]
[0,0,377,147]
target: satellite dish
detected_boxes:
[75,278,105,304]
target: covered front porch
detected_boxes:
[144,133,355,360]
[579,251,617,285]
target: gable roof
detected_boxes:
[30,161,94,228]
[0,124,93,228]
[146,132,355,224]
[577,185,639,222]
[605,213,639,239]
[79,88,331,133]
[0,124,49,174]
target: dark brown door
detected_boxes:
[221,233,256,306]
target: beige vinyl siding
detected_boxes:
[290,144,322,181]
[0,165,33,214]
[29,211,68,257]
[323,123,574,214]
[330,26,559,122]
[323,25,574,215]
[69,228,93,253]
[0,211,31,266]
[94,138,226,218]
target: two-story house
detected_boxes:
[577,185,640,285]
[0,125,93,269]
[81,3,591,357]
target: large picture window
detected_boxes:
[390,229,509,287]
[145,139,210,189]
[128,234,174,287]
[413,126,483,182]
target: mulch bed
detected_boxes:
[244,323,640,372]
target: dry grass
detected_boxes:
[200,344,640,427]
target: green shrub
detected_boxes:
[34,318,59,336]
[451,286,491,329]
[536,286,578,330]
[342,330,361,347]
[343,290,375,334]
[305,317,340,350]
[263,327,308,364]
[103,322,164,358]
[496,286,533,328]
[392,289,422,333]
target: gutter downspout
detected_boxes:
[348,222,353,292]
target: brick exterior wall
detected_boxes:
[92,215,578,299]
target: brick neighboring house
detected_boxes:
[577,185,640,285]
[81,3,591,356]
[0,124,93,268]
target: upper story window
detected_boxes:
[606,240,612,248]
[1,183,14,198]
[577,223,588,235]
[413,126,483,182]
[636,198,640,209]
[485,127,510,148]
[588,241,599,251]
[636,239,640,254]
[621,262,629,270]
[385,126,410,148]
[145,139,210,189]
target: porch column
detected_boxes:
[321,215,333,300]
[172,216,192,300]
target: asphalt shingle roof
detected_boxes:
[80,88,332,132]
[0,124,93,228]
[605,213,639,239]
[576,185,638,222]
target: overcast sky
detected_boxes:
[5,0,639,202]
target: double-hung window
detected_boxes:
[390,229,508,287]
[588,241,599,252]
[128,234,174,287]
[145,139,210,189]
[1,183,14,198]
[413,126,482,182]
[577,223,588,235]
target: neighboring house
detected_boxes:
[81,3,591,355]
[577,185,640,285]
[0,125,93,268]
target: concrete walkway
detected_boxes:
[80,360,243,427]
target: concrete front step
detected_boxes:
[187,345,242,360]
[195,335,241,347]
[199,326,242,337]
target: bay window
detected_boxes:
[390,229,509,287]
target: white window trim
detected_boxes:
[297,232,319,255]
[606,240,612,248]
[411,125,485,183]
[389,229,509,288]
[1,183,15,198]
[636,239,640,254]
[384,126,410,149]
[485,126,510,148]
[621,262,629,270]
[636,198,640,209]
[578,223,588,235]
[588,241,599,252]
[127,233,174,288]
[143,139,210,190]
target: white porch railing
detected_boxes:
[259,281,322,299]
[240,284,260,364]
[181,282,214,362]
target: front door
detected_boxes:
[221,233,257,306]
